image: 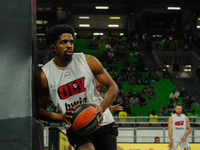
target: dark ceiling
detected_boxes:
[37,0,200,15]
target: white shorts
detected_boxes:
[169,141,191,150]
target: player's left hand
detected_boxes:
[89,103,103,127]
[181,135,187,142]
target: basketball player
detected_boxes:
[37,24,119,150]
[168,103,191,150]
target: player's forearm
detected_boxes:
[185,128,191,137]
[168,131,173,142]
[38,108,64,123]
[100,85,118,112]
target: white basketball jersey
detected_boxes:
[42,53,114,128]
[172,114,187,142]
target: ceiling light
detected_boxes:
[184,69,191,72]
[197,26,200,28]
[110,17,121,19]
[186,65,191,67]
[79,24,90,27]
[93,33,104,35]
[108,24,119,27]
[38,64,43,67]
[167,7,181,10]
[79,16,90,19]
[95,6,109,9]
[120,33,124,36]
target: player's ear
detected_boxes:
[50,44,56,51]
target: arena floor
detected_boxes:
[117,143,200,150]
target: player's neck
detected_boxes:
[53,57,70,67]
[176,113,181,116]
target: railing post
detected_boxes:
[163,127,166,143]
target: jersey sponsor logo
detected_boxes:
[58,77,86,100]
[175,121,184,126]
[64,72,71,79]
[65,97,87,110]
[175,127,184,130]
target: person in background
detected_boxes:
[154,137,160,143]
[180,88,188,97]
[129,94,139,107]
[169,91,178,101]
[160,104,169,116]
[167,101,175,115]
[139,95,147,106]
[174,88,180,98]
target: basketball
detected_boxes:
[70,103,99,135]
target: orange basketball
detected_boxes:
[70,103,99,135]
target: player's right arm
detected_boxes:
[37,71,73,125]
[168,116,173,148]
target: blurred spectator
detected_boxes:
[129,75,136,85]
[188,110,200,117]
[163,69,170,78]
[123,71,131,81]
[183,102,192,112]
[143,75,150,84]
[132,40,138,49]
[189,95,198,106]
[127,88,134,100]
[135,90,141,99]
[110,62,117,71]
[169,91,178,100]
[128,63,136,72]
[116,78,123,90]
[160,104,169,116]
[148,109,158,122]
[123,103,132,116]
[113,94,123,116]
[105,41,111,49]
[149,84,156,92]
[154,137,160,143]
[129,94,139,106]
[173,99,179,107]
[182,95,189,106]
[167,100,175,115]
[173,61,180,77]
[174,88,180,97]
[110,68,117,77]
[147,87,156,100]
[47,101,56,112]
[180,88,188,97]
[139,95,147,106]
[142,84,148,95]
[154,69,163,81]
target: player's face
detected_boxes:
[175,106,182,115]
[155,138,160,143]
[55,33,74,63]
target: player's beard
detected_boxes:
[63,50,74,63]
[176,111,181,116]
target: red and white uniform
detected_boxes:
[170,114,190,150]
[42,53,114,128]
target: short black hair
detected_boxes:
[155,136,160,140]
[45,24,75,49]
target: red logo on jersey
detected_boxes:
[58,77,86,99]
[175,121,184,126]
